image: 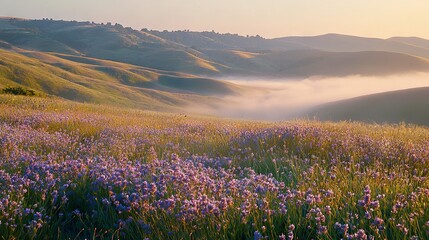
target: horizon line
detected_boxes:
[1,16,426,41]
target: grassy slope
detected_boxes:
[0,48,242,110]
[307,87,429,126]
[2,46,429,125]
[0,19,226,75]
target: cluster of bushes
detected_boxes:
[1,86,36,96]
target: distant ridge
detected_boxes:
[1,18,429,78]
[205,49,429,77]
[388,37,429,50]
[274,33,429,59]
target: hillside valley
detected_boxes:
[1,17,429,125]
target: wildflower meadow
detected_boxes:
[1,95,428,239]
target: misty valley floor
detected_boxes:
[211,75,429,122]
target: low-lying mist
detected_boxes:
[186,73,429,121]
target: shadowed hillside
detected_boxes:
[307,87,429,126]
[202,49,429,77]
[261,50,429,77]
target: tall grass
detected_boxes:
[0,95,428,239]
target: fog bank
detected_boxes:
[187,73,429,120]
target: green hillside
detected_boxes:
[0,18,225,75]
[307,87,429,126]
[0,48,240,110]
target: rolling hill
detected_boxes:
[2,18,429,78]
[0,47,244,111]
[151,31,429,77]
[1,17,429,124]
[306,87,429,126]
[201,49,429,77]
[0,18,226,75]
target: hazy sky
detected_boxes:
[1,0,429,39]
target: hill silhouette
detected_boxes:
[275,33,429,59]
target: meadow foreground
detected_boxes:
[1,95,429,239]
